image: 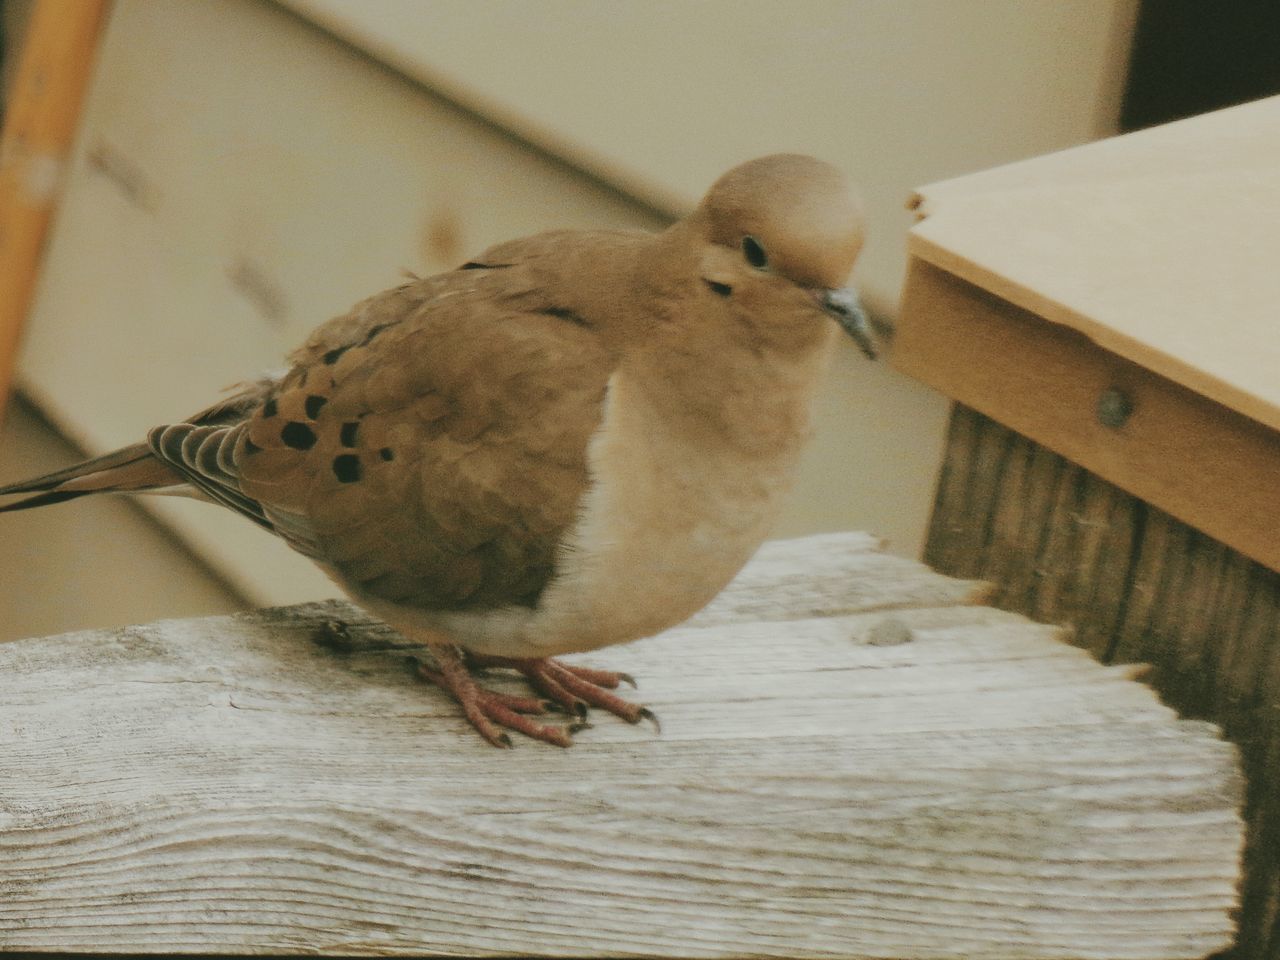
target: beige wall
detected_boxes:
[3,0,1138,632]
[285,0,1139,307]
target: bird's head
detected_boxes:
[687,154,874,359]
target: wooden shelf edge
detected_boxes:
[894,257,1280,574]
[905,230,1280,439]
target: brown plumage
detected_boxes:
[1,154,873,747]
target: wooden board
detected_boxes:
[925,407,1280,960]
[895,260,1280,573]
[0,0,109,424]
[907,95,1280,436]
[0,533,1244,958]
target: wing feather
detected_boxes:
[216,241,621,610]
[147,422,275,533]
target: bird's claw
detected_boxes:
[439,651,658,745]
[414,653,578,748]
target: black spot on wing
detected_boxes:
[360,323,391,346]
[332,454,362,483]
[281,422,317,450]
[460,260,513,270]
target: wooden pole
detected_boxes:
[0,0,110,425]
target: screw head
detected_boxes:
[1097,387,1134,429]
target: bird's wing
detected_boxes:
[148,244,617,610]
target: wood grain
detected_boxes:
[0,0,109,424]
[0,533,1243,958]
[926,408,1280,959]
[895,259,1280,574]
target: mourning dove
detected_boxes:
[1,154,873,747]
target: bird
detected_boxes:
[0,153,873,747]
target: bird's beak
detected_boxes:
[819,287,876,360]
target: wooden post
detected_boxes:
[0,533,1245,957]
[925,406,1280,959]
[893,98,1280,958]
[0,0,110,424]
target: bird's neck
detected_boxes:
[619,223,836,458]
[623,325,835,463]
[552,222,836,458]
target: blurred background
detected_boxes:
[1,0,1276,642]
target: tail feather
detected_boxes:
[0,442,185,513]
[0,489,96,512]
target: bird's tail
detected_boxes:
[0,442,184,513]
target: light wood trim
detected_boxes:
[0,0,110,424]
[907,96,1280,437]
[895,258,1280,573]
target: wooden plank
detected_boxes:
[896,259,1280,574]
[1025,444,1086,625]
[924,411,1280,959]
[908,95,1280,435]
[0,0,109,424]
[0,533,1244,958]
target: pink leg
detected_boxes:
[416,643,586,748]
[468,653,659,730]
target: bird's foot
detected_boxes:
[415,644,586,748]
[467,653,659,732]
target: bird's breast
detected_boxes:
[516,364,815,656]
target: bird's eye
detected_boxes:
[741,235,768,269]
